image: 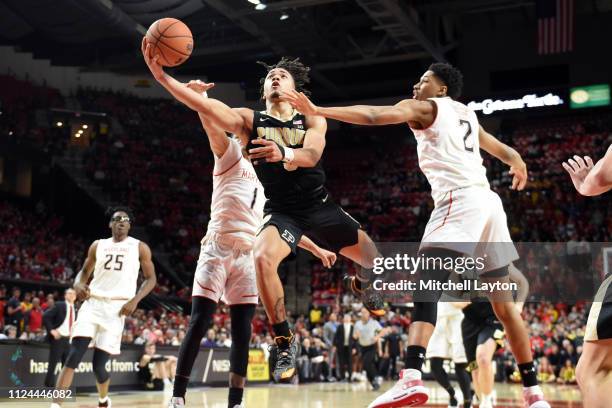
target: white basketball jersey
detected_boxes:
[206,138,264,243]
[90,236,141,298]
[411,97,489,203]
[437,302,463,318]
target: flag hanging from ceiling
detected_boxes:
[537,0,574,55]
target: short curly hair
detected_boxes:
[428,63,464,99]
[105,206,134,222]
[257,56,311,98]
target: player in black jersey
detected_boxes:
[141,40,384,384]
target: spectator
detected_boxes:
[557,359,577,384]
[28,297,43,334]
[5,287,24,336]
[202,329,217,348]
[333,313,356,381]
[536,356,556,383]
[138,343,177,390]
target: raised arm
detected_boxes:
[478,126,527,190]
[73,240,98,301]
[141,39,252,137]
[281,90,435,126]
[184,80,231,157]
[247,114,327,168]
[562,144,612,196]
[119,242,157,316]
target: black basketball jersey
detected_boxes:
[248,110,326,210]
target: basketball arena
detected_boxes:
[0,1,611,407]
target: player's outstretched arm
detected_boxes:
[478,126,527,191]
[248,115,327,168]
[120,242,157,316]
[562,144,612,196]
[298,235,337,268]
[73,240,98,301]
[281,90,433,126]
[184,80,231,157]
[141,38,252,138]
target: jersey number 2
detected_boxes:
[103,254,124,271]
[459,119,474,152]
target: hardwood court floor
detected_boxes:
[5,381,583,407]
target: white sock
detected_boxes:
[524,385,543,394]
[482,393,493,403]
[50,403,62,408]
[99,396,108,403]
[402,368,422,380]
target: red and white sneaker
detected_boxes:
[367,369,428,408]
[523,387,551,408]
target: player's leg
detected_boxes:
[254,223,297,382]
[577,275,612,408]
[577,339,612,408]
[172,239,228,406]
[483,268,548,408]
[474,338,497,408]
[92,348,112,407]
[171,297,217,404]
[449,313,472,408]
[367,248,459,408]
[164,356,177,381]
[228,304,256,408]
[430,358,459,407]
[51,336,92,407]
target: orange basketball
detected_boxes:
[145,18,193,67]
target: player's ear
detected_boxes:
[438,85,448,97]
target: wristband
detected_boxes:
[283,147,295,163]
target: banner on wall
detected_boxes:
[0,342,268,390]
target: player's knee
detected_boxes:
[229,304,255,377]
[253,249,278,275]
[188,296,216,337]
[65,337,90,369]
[412,301,437,325]
[475,350,491,369]
[92,349,110,384]
[491,302,514,323]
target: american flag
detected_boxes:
[537,0,574,55]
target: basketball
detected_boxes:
[145,18,193,67]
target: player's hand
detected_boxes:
[248,139,284,164]
[141,37,165,81]
[50,329,61,340]
[509,160,528,191]
[119,299,139,316]
[280,90,319,116]
[73,282,90,301]
[186,80,215,95]
[562,155,594,195]
[313,247,337,268]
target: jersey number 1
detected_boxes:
[103,254,124,271]
[459,119,474,152]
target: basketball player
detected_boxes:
[458,264,529,408]
[142,39,384,384]
[166,81,337,408]
[426,301,471,408]
[282,63,550,408]
[50,207,156,408]
[563,146,612,408]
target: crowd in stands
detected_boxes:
[0,283,588,388]
[0,200,85,284]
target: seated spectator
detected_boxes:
[0,325,18,340]
[138,343,177,390]
[536,356,556,383]
[557,359,577,384]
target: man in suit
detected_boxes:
[43,289,76,387]
[333,313,356,381]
